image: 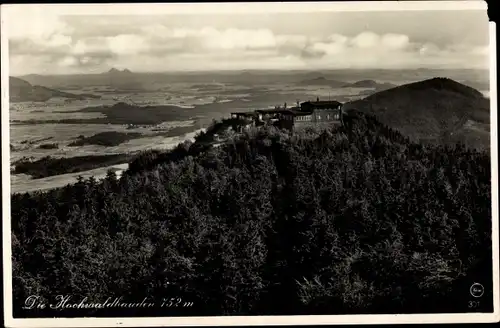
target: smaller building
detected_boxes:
[229,112,256,132]
[230,112,256,120]
[255,109,294,122]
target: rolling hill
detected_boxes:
[342,79,397,90]
[296,76,346,87]
[16,68,143,90]
[343,77,490,149]
[9,77,100,103]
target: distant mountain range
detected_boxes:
[15,68,143,90]
[297,77,398,92]
[344,77,490,149]
[342,79,398,90]
[14,69,488,91]
[99,68,143,90]
[296,76,346,87]
[104,68,134,76]
[9,77,100,103]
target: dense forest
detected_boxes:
[11,111,492,317]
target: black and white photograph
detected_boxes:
[2,1,499,326]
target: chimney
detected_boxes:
[284,102,287,109]
[316,97,319,102]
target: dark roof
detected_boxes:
[289,110,314,115]
[301,100,342,108]
[292,111,313,116]
[278,109,313,116]
[232,108,316,117]
[255,109,292,114]
[255,108,314,115]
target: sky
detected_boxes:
[4,3,491,75]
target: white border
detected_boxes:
[2,2,499,327]
[489,17,500,324]
[0,1,489,16]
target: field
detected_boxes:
[12,154,133,179]
[7,75,372,193]
[10,69,489,194]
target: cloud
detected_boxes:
[140,26,281,51]
[470,46,489,56]
[298,31,412,61]
[107,34,151,55]
[6,11,71,41]
[309,41,346,56]
[59,56,78,67]
[350,31,381,48]
[72,38,108,55]
[6,8,74,53]
[381,33,410,50]
[419,43,441,56]
[7,18,489,75]
[203,28,277,50]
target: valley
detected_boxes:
[9,68,490,195]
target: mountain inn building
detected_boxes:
[230,98,343,131]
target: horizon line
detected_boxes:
[11,67,490,77]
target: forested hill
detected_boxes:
[343,77,490,149]
[11,112,492,317]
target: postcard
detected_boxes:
[2,1,498,327]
